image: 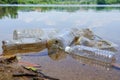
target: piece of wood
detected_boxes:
[13,73,37,77]
[112,63,120,70]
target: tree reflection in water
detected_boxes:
[0,6,18,19]
[0,6,120,19]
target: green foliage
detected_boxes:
[105,0,119,4]
[96,0,106,4]
[0,0,120,4]
[0,5,120,19]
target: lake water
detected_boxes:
[0,5,120,80]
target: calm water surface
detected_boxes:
[0,5,120,80]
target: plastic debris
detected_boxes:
[47,30,75,49]
[70,53,112,70]
[2,38,46,54]
[2,28,118,52]
[13,28,59,40]
[1,28,118,68]
[72,28,118,51]
[65,45,115,63]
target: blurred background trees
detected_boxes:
[0,0,120,4]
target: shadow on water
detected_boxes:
[0,5,120,19]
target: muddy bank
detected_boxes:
[0,55,59,80]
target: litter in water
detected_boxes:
[1,28,119,70]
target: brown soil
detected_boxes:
[0,55,59,80]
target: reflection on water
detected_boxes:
[47,46,115,70]
[0,5,120,19]
[0,6,18,19]
[48,46,67,61]
[70,53,112,70]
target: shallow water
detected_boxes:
[0,5,120,80]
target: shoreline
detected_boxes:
[0,4,120,7]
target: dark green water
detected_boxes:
[0,5,120,80]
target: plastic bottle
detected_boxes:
[47,30,75,49]
[70,53,112,70]
[13,28,59,40]
[71,27,94,39]
[65,45,115,63]
[2,37,47,52]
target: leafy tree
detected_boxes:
[105,0,118,4]
[0,0,120,4]
[96,0,106,4]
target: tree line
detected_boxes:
[0,0,120,4]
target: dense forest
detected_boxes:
[0,0,120,4]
